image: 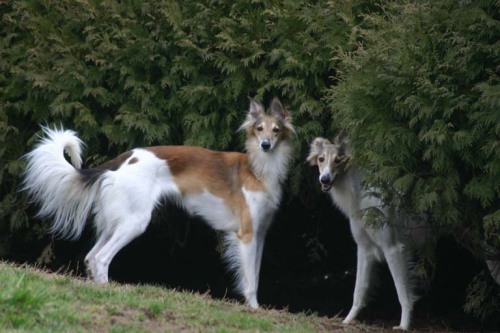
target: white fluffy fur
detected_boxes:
[246,139,293,205]
[23,127,93,239]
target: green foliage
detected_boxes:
[0,0,354,255]
[331,0,499,251]
[2,0,499,320]
[330,0,500,318]
[464,272,500,321]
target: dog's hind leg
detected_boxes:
[91,213,151,284]
[384,244,413,330]
[85,232,110,280]
[343,245,376,324]
[84,211,111,280]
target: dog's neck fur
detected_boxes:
[246,138,293,204]
[329,168,362,219]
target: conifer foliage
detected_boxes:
[0,0,345,255]
[330,0,500,318]
[1,0,499,320]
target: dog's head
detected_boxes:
[240,97,294,152]
[307,135,351,192]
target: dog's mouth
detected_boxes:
[321,183,332,192]
[320,172,336,192]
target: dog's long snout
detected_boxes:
[261,139,271,151]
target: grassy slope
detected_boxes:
[0,261,470,333]
[0,261,349,332]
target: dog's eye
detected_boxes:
[334,156,342,164]
[318,157,325,163]
[256,126,263,132]
[272,127,280,133]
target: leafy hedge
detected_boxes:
[1,0,357,254]
[329,0,500,318]
[1,0,498,320]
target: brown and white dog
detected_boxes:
[23,98,294,309]
[307,136,427,330]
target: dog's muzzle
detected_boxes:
[320,174,335,192]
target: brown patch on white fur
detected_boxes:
[79,151,134,185]
[97,151,133,171]
[142,98,294,243]
[128,157,139,164]
[146,146,264,243]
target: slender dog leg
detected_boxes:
[239,237,260,309]
[91,215,150,284]
[384,245,413,330]
[254,226,270,289]
[343,245,376,324]
[84,232,110,280]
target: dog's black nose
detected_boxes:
[320,175,330,184]
[261,140,271,150]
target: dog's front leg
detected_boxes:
[343,245,376,325]
[238,236,260,309]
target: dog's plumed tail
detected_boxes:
[23,127,96,240]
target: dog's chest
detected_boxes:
[330,184,358,219]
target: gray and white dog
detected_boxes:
[307,136,428,330]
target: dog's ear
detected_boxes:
[248,98,264,120]
[333,131,349,156]
[271,97,295,135]
[333,132,351,169]
[307,137,330,165]
[333,130,347,145]
[238,98,264,132]
[244,97,294,134]
[270,97,287,120]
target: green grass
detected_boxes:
[0,261,467,332]
[0,261,348,332]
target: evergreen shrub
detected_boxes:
[330,0,500,319]
[0,0,349,257]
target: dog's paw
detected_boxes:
[84,259,95,280]
[245,295,259,309]
[392,325,408,331]
[247,300,259,309]
[343,305,361,324]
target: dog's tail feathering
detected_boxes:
[23,127,97,240]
